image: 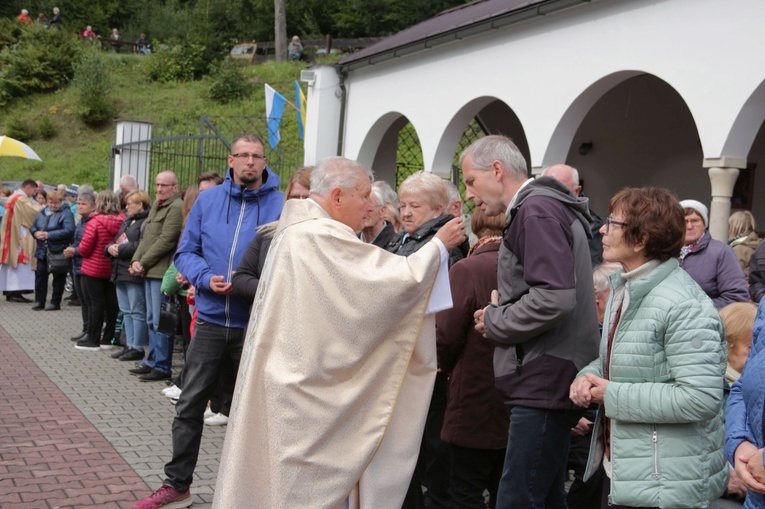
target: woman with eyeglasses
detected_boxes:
[569,187,727,508]
[678,199,748,309]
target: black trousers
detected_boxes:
[80,275,118,343]
[73,274,89,332]
[34,257,67,306]
[449,444,505,509]
[164,320,244,491]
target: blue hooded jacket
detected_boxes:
[174,167,284,328]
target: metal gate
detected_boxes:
[395,117,487,212]
[109,115,304,194]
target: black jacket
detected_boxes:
[232,227,275,302]
[386,214,464,268]
[105,209,149,284]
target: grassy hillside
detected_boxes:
[0,53,312,189]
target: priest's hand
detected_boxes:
[210,274,233,295]
[435,217,466,251]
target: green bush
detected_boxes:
[38,117,57,139]
[72,50,115,127]
[0,24,82,106]
[147,42,208,83]
[6,117,34,142]
[208,61,250,103]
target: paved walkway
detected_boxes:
[0,295,225,508]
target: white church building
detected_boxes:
[301,0,765,241]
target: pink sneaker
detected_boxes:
[134,485,191,509]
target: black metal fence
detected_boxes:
[110,115,304,196]
[395,117,487,212]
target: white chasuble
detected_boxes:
[213,199,446,509]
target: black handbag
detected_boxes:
[47,248,71,275]
[157,298,181,335]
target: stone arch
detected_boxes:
[721,78,765,159]
[545,72,703,215]
[432,96,530,180]
[355,111,422,186]
[543,71,644,166]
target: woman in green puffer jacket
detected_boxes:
[570,187,728,508]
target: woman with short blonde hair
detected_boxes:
[728,210,760,277]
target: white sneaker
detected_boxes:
[164,386,182,399]
[161,385,177,396]
[204,413,229,426]
[204,405,214,419]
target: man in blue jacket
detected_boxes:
[135,133,284,509]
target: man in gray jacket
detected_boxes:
[461,135,600,509]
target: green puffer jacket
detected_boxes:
[577,258,727,508]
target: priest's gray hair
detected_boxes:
[310,156,374,197]
[459,135,528,180]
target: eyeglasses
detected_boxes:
[231,153,266,161]
[685,218,703,226]
[605,216,628,233]
[155,183,176,188]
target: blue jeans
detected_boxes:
[164,319,245,490]
[144,278,173,375]
[496,406,581,509]
[116,281,148,350]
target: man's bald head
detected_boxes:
[542,164,581,197]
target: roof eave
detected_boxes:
[336,0,592,74]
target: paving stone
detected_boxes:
[0,294,222,508]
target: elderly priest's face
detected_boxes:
[336,178,373,233]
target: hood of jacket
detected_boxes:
[221,166,282,224]
[510,176,594,240]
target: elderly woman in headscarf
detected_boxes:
[570,187,727,508]
[678,199,748,308]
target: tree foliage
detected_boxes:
[0,21,82,105]
[72,49,115,126]
[2,0,471,47]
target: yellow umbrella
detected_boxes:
[0,135,42,161]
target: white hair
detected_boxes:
[459,135,527,180]
[371,187,384,206]
[541,165,580,187]
[310,157,374,198]
[120,174,138,190]
[593,262,621,294]
[398,171,449,210]
[372,181,398,206]
[443,180,462,205]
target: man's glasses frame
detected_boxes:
[231,153,266,161]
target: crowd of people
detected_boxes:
[14,7,150,54]
[2,132,765,509]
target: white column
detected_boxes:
[704,156,745,242]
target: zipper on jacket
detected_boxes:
[652,424,660,478]
[515,344,524,375]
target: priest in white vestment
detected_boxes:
[213,157,466,509]
[0,180,41,295]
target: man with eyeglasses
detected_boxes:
[461,135,599,509]
[135,134,284,509]
[128,171,183,382]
